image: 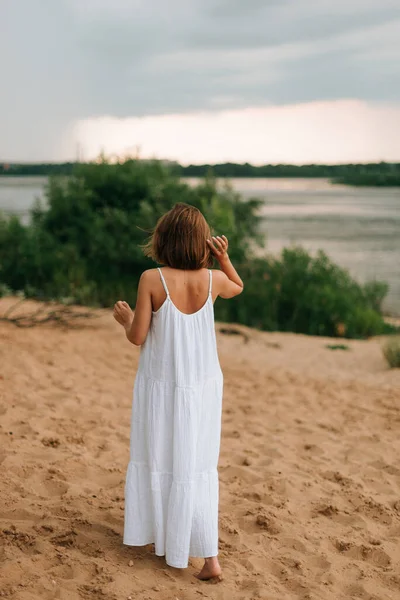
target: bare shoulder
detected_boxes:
[211,268,243,299]
[140,268,159,279]
[211,269,228,281]
[211,268,228,289]
[139,268,160,287]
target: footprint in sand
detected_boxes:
[307,554,331,572]
[334,540,391,567]
[268,558,311,598]
[242,489,274,506]
[220,514,240,537]
[1,526,39,555]
[237,554,268,574]
[370,459,400,477]
[320,470,356,489]
[277,537,308,554]
[2,508,41,523]
[219,464,264,485]
[253,507,281,535]
[354,497,393,526]
[51,529,77,548]
[312,502,365,527]
[344,583,371,598]
[28,473,69,498]
[79,584,117,600]
[48,563,75,580]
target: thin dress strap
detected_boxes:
[208,269,212,296]
[157,267,170,297]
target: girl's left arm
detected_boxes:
[113,271,153,346]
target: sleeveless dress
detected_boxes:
[123,268,223,568]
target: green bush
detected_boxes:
[0,159,391,339]
[383,337,400,368]
[0,282,12,297]
[215,248,389,338]
[0,160,263,306]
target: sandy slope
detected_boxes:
[1,299,400,600]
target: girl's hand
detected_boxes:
[113,301,133,328]
[207,235,229,263]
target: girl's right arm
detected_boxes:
[207,235,243,299]
[113,270,153,346]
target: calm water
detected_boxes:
[1,176,399,315]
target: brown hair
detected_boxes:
[143,203,213,269]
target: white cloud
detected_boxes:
[69,100,400,164]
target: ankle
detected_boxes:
[204,557,220,572]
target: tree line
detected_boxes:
[1,160,400,186]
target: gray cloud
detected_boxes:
[1,0,399,159]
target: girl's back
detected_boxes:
[125,266,223,568]
[113,203,243,577]
[139,267,221,386]
[151,266,213,315]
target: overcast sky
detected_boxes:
[1,0,400,163]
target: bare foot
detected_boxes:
[195,557,222,581]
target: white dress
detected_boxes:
[123,268,223,568]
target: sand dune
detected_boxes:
[1,299,400,600]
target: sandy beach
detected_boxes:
[1,298,400,600]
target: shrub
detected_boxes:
[215,248,389,338]
[0,159,390,339]
[383,337,400,368]
[0,160,264,307]
[0,282,12,297]
[363,281,389,313]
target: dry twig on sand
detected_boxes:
[219,326,250,343]
[218,325,281,348]
[0,299,99,328]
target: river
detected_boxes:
[1,176,399,315]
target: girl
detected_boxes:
[113,202,243,580]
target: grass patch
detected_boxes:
[326,344,350,351]
[382,337,400,369]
